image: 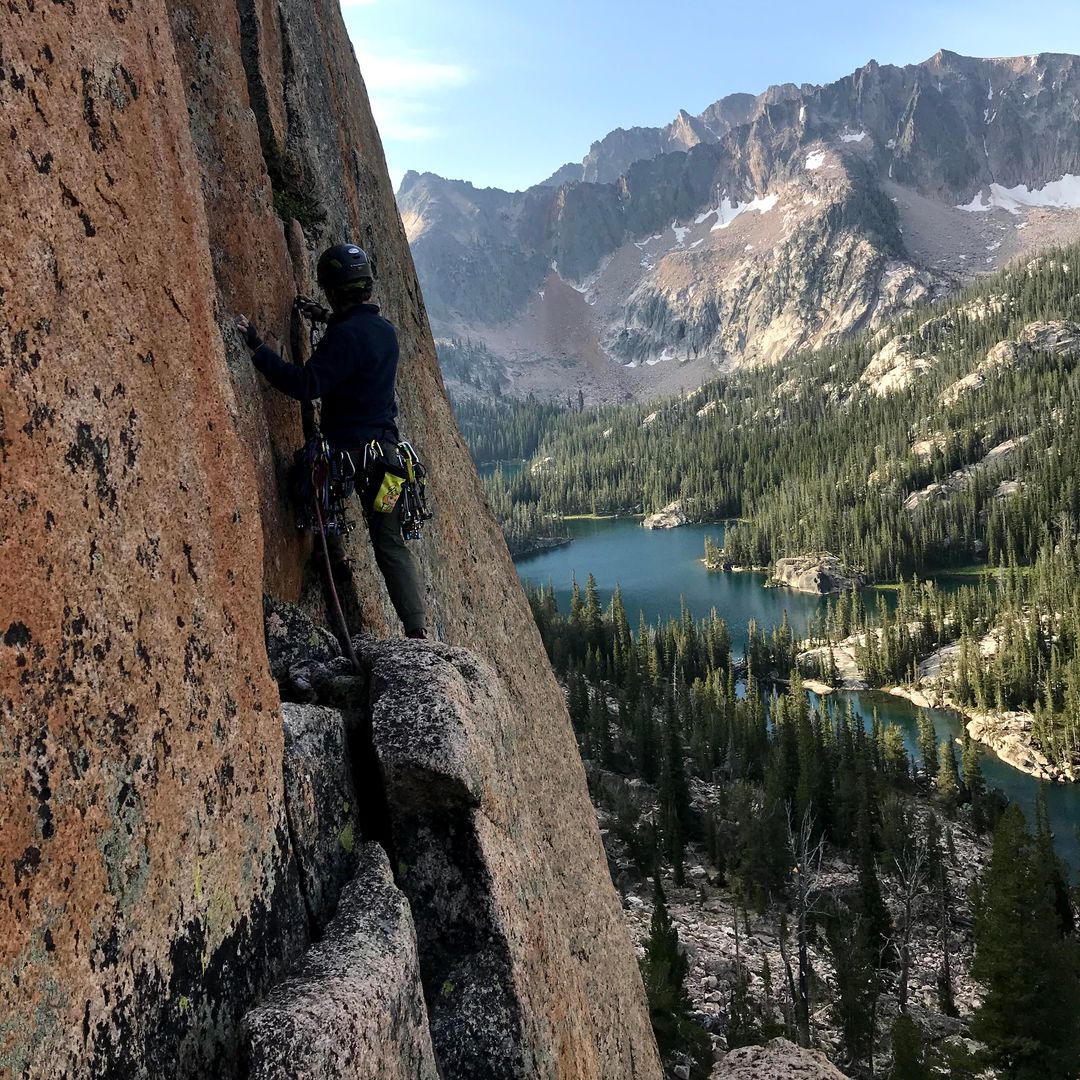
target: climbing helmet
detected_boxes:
[317,244,374,292]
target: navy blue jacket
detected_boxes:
[252,304,400,448]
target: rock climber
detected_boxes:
[235,243,428,640]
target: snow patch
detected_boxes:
[957,175,1080,214]
[840,130,868,143]
[805,150,827,171]
[672,222,690,246]
[710,193,779,231]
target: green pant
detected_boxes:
[365,495,426,635]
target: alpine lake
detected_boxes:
[514,516,1080,873]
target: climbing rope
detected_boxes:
[312,491,361,674]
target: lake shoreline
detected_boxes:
[510,513,1080,867]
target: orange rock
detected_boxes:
[0,0,660,1075]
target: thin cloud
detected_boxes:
[354,44,473,143]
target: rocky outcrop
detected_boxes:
[772,554,869,594]
[643,501,690,529]
[940,319,1080,403]
[903,436,1029,511]
[859,334,937,396]
[363,639,660,1077]
[712,1039,849,1078]
[965,710,1074,783]
[1,1,659,1076]
[244,843,439,1080]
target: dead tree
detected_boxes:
[893,831,930,1014]
[787,807,825,1047]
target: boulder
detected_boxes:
[772,554,868,594]
[244,843,439,1080]
[280,704,362,933]
[712,1038,849,1078]
[265,597,342,692]
[360,638,662,1078]
[643,501,690,529]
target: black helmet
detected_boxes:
[317,244,374,291]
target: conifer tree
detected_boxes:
[641,873,712,1079]
[659,686,692,885]
[1033,789,1076,937]
[936,738,960,799]
[917,712,939,782]
[972,804,1080,1079]
[961,729,986,830]
[889,1015,932,1080]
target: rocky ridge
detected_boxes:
[402,51,1080,403]
[0,2,660,1075]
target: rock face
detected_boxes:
[712,1038,849,1079]
[772,554,868,594]
[1,2,659,1077]
[362,639,659,1078]
[402,51,1080,403]
[280,705,362,934]
[244,843,440,1080]
[1,5,308,1075]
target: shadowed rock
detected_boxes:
[361,638,661,1077]
[281,704,362,934]
[244,843,439,1080]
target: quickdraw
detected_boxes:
[360,439,431,541]
[294,435,357,536]
[396,441,432,541]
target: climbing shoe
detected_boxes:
[406,629,427,640]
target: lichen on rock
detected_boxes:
[1,0,661,1075]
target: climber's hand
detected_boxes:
[235,315,263,351]
[295,296,330,323]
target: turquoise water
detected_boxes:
[518,519,825,654]
[515,517,1080,873]
[478,460,526,480]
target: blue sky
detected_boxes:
[341,0,1080,194]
